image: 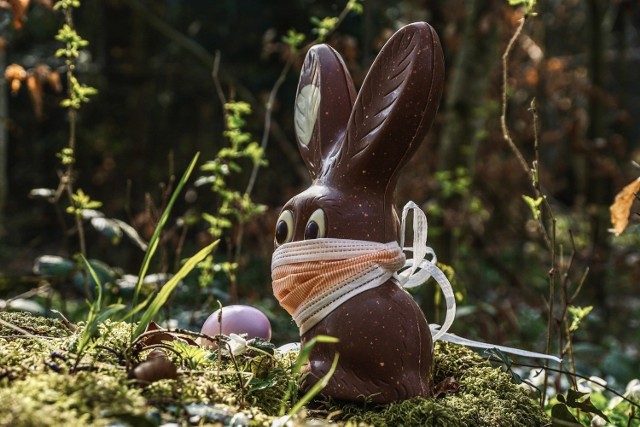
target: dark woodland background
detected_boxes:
[0,0,639,384]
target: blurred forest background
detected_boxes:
[0,0,639,387]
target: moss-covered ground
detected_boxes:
[0,312,548,426]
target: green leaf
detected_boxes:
[292,335,338,379]
[522,194,544,220]
[565,389,610,422]
[347,0,363,14]
[248,377,277,394]
[288,352,339,419]
[283,29,306,51]
[133,240,218,337]
[33,255,74,277]
[131,153,200,311]
[507,0,537,14]
[75,256,124,356]
[279,335,339,416]
[550,403,582,426]
[568,305,593,332]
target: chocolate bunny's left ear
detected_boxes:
[339,22,444,188]
[294,44,357,180]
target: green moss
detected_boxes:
[0,371,147,427]
[334,342,548,427]
[338,397,463,427]
[0,311,71,337]
[0,312,548,426]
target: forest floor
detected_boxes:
[0,311,548,427]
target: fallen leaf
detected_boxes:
[4,63,26,94]
[137,321,197,347]
[46,70,62,93]
[610,177,640,236]
[9,0,30,30]
[431,376,460,398]
[26,74,43,120]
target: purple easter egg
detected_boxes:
[200,305,271,346]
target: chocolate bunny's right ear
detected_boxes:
[294,45,356,180]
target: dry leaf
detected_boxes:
[9,0,30,30]
[46,70,62,93]
[610,177,640,236]
[431,376,460,398]
[4,63,26,94]
[26,74,43,120]
[137,321,197,347]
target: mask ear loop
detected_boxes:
[394,201,456,341]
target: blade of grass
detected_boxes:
[131,152,200,311]
[287,352,339,419]
[76,256,124,356]
[280,335,339,416]
[291,335,338,376]
[83,257,103,312]
[133,240,218,337]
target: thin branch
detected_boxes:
[543,217,557,405]
[211,51,227,109]
[501,16,531,175]
[570,266,589,304]
[244,59,293,197]
[0,317,41,338]
[4,283,51,305]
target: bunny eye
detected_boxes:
[305,209,326,240]
[275,210,294,247]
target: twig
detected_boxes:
[244,58,293,197]
[4,283,51,305]
[500,14,577,405]
[542,217,557,405]
[501,16,531,175]
[56,5,89,297]
[212,51,227,112]
[0,317,41,338]
[559,230,579,386]
[530,99,553,248]
[570,266,589,304]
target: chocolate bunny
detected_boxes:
[272,22,445,402]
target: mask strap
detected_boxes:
[394,201,456,341]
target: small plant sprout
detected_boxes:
[66,189,102,217]
[522,194,544,221]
